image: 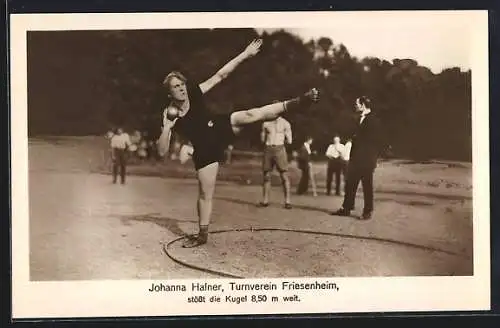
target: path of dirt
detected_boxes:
[28,138,473,280]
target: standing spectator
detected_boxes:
[297,136,317,196]
[128,130,141,160]
[104,129,115,168]
[137,139,148,162]
[130,130,142,145]
[110,127,132,184]
[259,115,293,209]
[331,96,384,220]
[147,140,156,161]
[325,134,346,196]
[225,144,234,164]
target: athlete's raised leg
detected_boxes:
[230,88,319,135]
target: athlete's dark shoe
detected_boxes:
[284,88,320,112]
[284,203,292,209]
[257,202,270,208]
[304,88,320,103]
[182,233,208,248]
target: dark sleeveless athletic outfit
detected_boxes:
[172,80,235,170]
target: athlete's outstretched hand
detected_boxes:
[199,38,263,94]
[244,39,263,58]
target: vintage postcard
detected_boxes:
[10,10,490,318]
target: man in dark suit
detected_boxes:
[296,136,316,196]
[331,96,384,220]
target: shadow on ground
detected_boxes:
[116,213,197,237]
[215,194,436,212]
[122,210,470,260]
[215,196,334,215]
[375,189,471,201]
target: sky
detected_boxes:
[256,12,474,74]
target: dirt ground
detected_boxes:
[28,137,473,280]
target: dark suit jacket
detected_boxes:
[349,113,384,171]
[297,143,311,170]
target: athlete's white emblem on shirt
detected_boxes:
[207,120,214,127]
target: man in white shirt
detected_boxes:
[260,115,293,209]
[341,139,353,190]
[325,135,346,196]
[343,139,352,161]
[110,127,132,184]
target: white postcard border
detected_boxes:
[10,11,490,318]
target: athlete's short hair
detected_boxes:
[162,71,187,88]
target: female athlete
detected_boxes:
[158,39,319,248]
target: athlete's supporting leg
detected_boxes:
[183,162,219,248]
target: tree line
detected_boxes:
[27,28,472,161]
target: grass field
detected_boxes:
[28,136,473,280]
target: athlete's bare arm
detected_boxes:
[199,39,263,94]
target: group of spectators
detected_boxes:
[104,123,352,199]
[105,127,163,184]
[294,135,352,197]
[105,128,160,162]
